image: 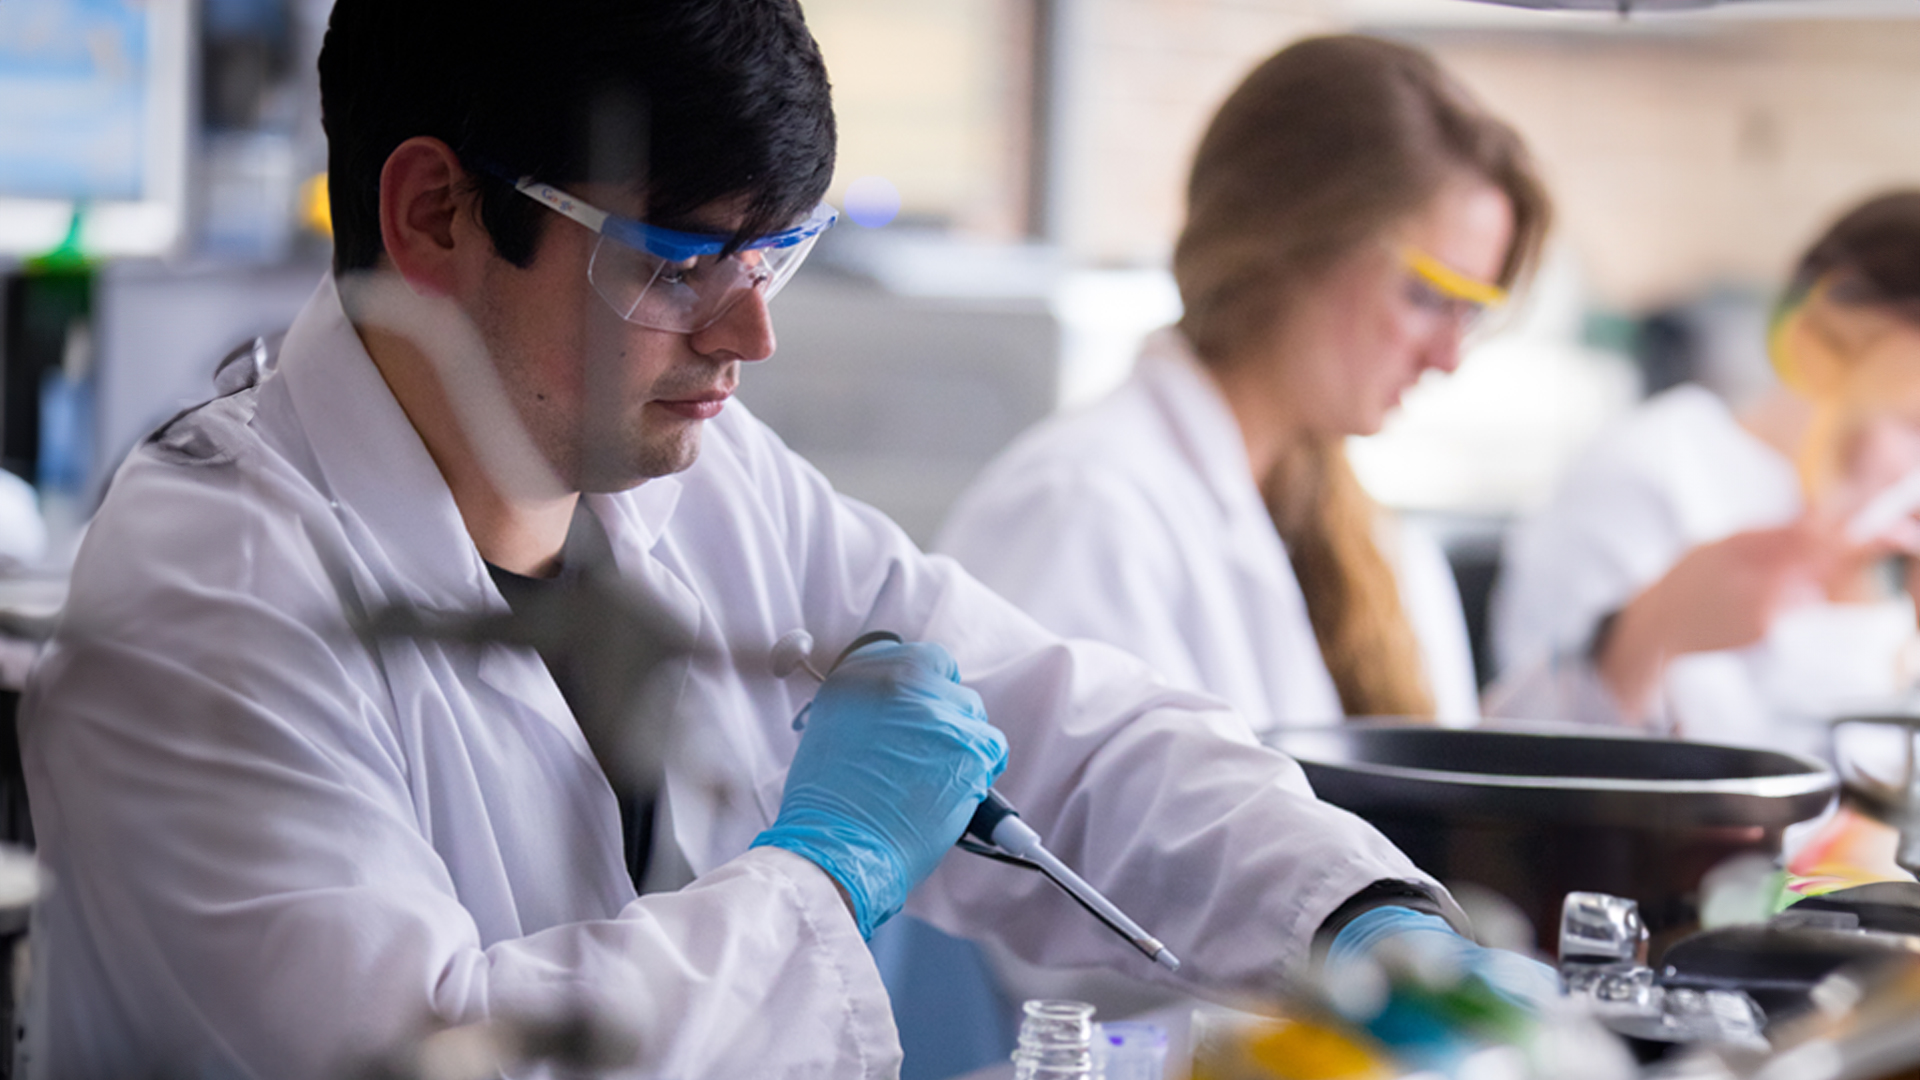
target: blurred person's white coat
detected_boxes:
[938,329,1481,734]
[1489,384,1915,753]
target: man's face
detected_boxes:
[467,186,777,493]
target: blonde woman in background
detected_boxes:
[939,34,1550,735]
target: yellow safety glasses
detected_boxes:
[1399,246,1508,326]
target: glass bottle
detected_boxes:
[1011,999,1099,1079]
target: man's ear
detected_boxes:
[378,136,480,297]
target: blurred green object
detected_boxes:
[25,209,90,275]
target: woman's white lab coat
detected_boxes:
[936,329,1481,734]
[1489,384,1916,754]
[23,281,1444,1080]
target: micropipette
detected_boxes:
[772,628,1181,972]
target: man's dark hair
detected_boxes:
[318,0,836,275]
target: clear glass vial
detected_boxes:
[1011,999,1099,1079]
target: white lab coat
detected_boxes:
[936,328,1481,734]
[1489,384,1917,755]
[24,279,1445,1080]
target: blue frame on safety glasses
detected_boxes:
[512,177,837,333]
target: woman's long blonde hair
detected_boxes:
[1174,35,1549,718]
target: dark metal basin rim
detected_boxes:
[1268,722,1837,830]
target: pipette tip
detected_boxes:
[1153,947,1180,972]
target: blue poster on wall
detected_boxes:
[0,0,150,202]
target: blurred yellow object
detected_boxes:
[301,173,333,237]
[1399,245,1507,309]
[1247,1021,1394,1080]
[1190,1011,1392,1080]
[1768,275,1920,502]
[1787,801,1917,897]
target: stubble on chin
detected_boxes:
[570,414,706,493]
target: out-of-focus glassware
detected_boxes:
[1012,999,1098,1080]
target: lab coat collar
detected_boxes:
[275,277,689,598]
[274,276,494,613]
[278,277,707,767]
[587,481,683,559]
[1133,328,1270,529]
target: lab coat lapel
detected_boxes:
[583,483,708,758]
[1134,330,1345,724]
[584,485,754,881]
[1136,331,1298,589]
[276,277,492,612]
[274,276,596,764]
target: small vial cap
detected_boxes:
[1559,891,1646,964]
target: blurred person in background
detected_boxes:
[940,35,1549,734]
[1490,190,1920,759]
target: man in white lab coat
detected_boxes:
[21,2,1549,1078]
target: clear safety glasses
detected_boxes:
[512,178,837,333]
[1399,245,1508,329]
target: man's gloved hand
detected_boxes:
[752,640,1007,939]
[1329,906,1562,1009]
[1325,906,1562,1064]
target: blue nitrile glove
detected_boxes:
[1326,907,1561,1066]
[752,640,1008,939]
